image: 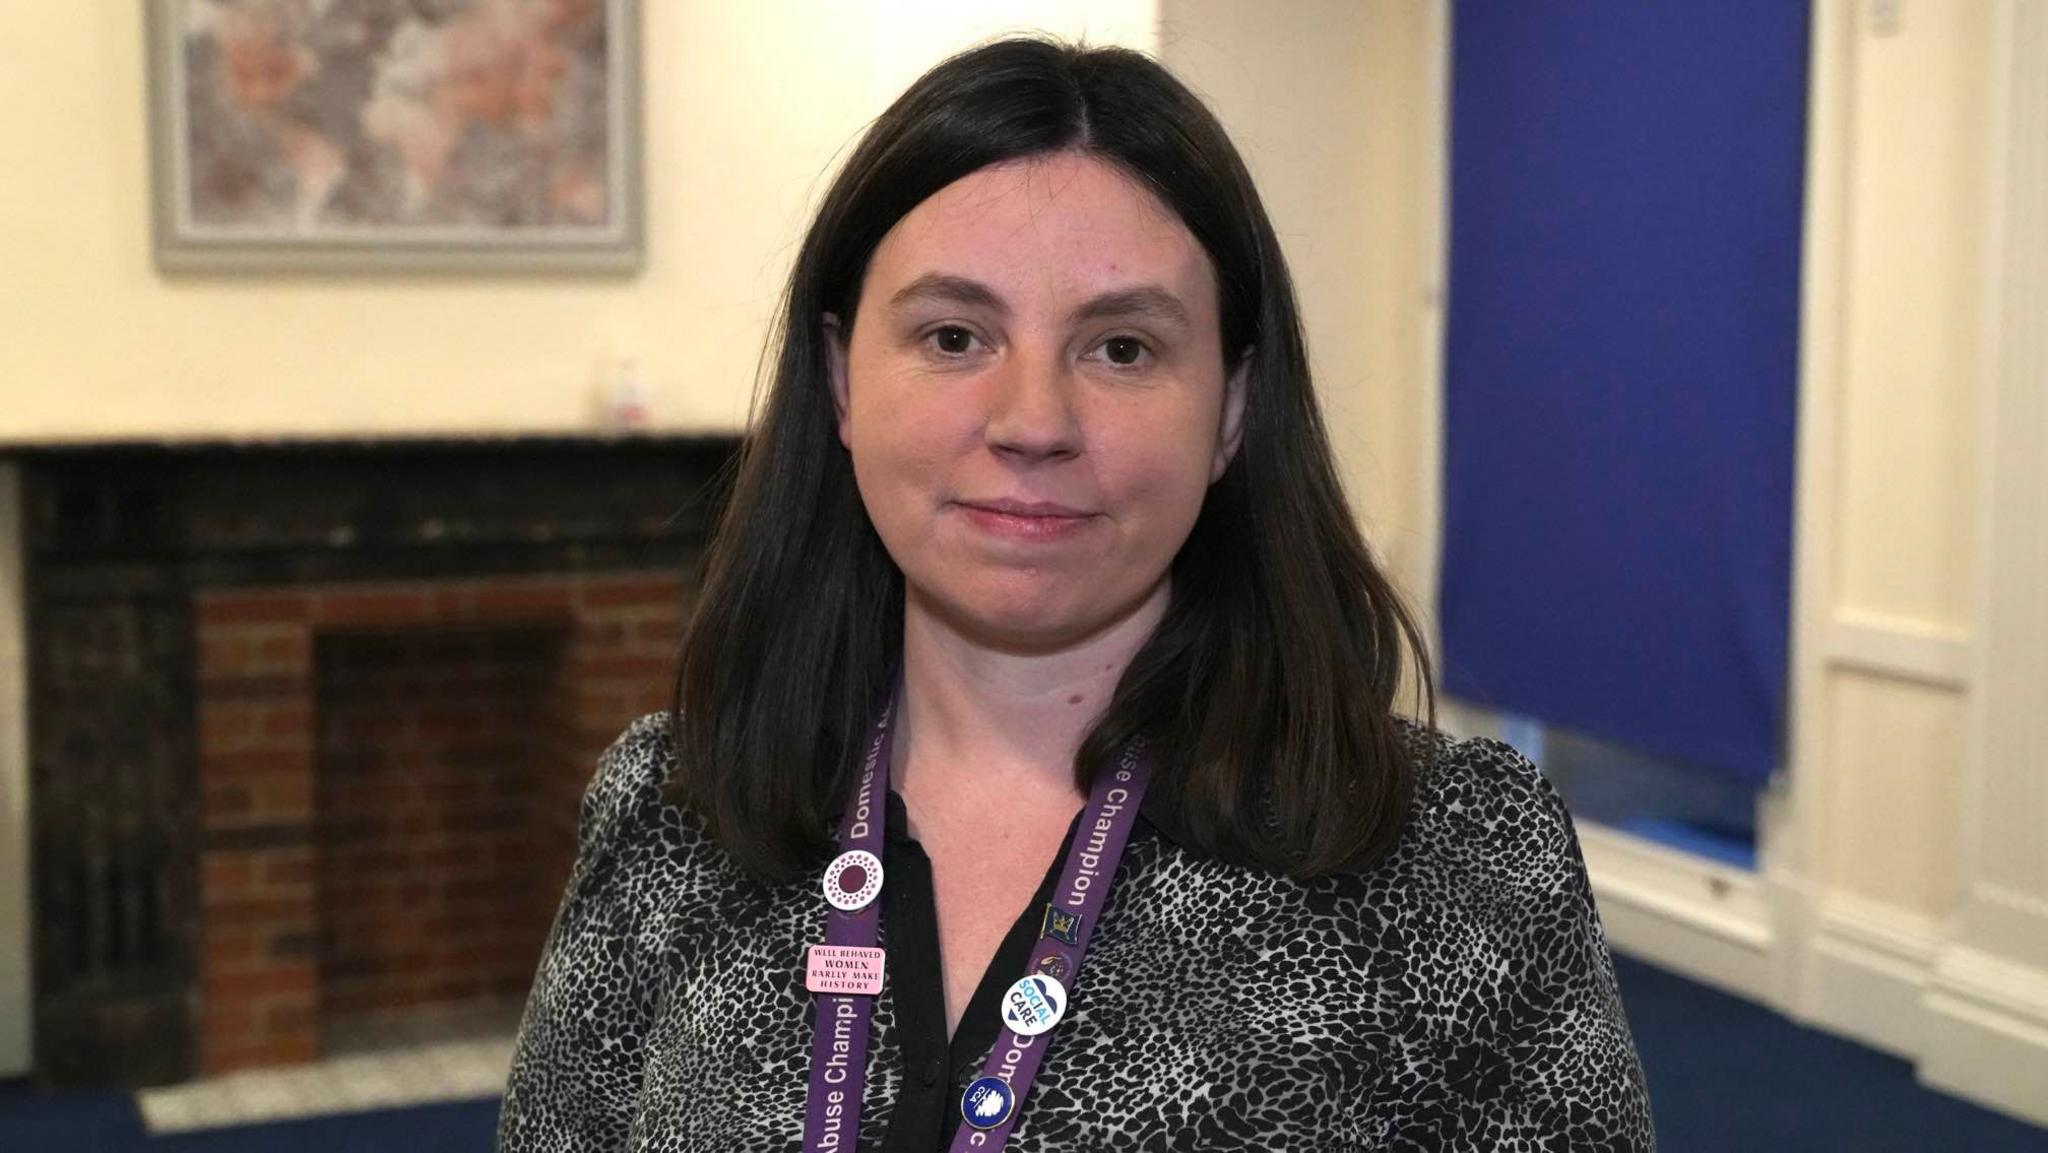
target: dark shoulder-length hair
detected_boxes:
[671,36,1435,882]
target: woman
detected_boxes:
[498,37,1653,1152]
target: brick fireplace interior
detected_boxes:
[23,438,736,1085]
[196,574,681,1071]
[317,624,569,1029]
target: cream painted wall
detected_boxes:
[1797,0,1991,944]
[1788,0,1989,922]
[1157,0,1448,729]
[1820,675,1966,913]
[1920,0,2048,1123]
[1834,4,1986,630]
[1158,0,1444,618]
[0,1,1155,444]
[1794,0,2048,1122]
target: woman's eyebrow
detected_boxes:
[888,276,1190,331]
[888,273,1009,315]
[1070,286,1190,329]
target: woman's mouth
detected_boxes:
[955,499,1096,541]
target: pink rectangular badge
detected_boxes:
[806,945,886,996]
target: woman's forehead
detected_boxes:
[862,152,1218,318]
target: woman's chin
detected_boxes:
[908,582,1170,658]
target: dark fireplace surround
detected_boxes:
[21,436,737,1086]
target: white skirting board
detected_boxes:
[1582,820,2048,1129]
[1921,945,2048,1127]
[1799,893,1939,1060]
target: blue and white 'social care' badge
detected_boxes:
[999,974,1067,1036]
[961,1076,1015,1129]
[822,849,883,912]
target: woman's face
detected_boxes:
[827,152,1246,655]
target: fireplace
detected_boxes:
[21,437,736,1085]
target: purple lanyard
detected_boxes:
[801,697,894,1151]
[799,700,1154,1153]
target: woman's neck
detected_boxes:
[894,582,1168,808]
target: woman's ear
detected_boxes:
[823,313,852,448]
[1212,346,1251,482]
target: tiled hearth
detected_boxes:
[19,437,734,1087]
[135,1002,518,1133]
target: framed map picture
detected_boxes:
[146,0,642,272]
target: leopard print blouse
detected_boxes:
[496,713,1655,1151]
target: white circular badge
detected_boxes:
[822,849,883,912]
[999,973,1067,1037]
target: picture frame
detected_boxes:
[145,0,642,274]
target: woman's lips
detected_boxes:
[955,499,1096,541]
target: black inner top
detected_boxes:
[874,788,1092,1152]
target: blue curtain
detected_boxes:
[1440,3,1808,783]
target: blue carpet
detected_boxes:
[1614,954,2048,1151]
[0,1080,499,1152]
[5,959,2047,1150]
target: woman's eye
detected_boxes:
[1101,336,1148,366]
[927,326,976,355]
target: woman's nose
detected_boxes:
[982,346,1082,462]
